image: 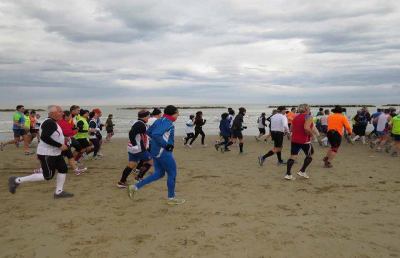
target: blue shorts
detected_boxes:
[376,131,386,137]
[13,129,26,138]
[392,134,400,142]
[128,151,152,162]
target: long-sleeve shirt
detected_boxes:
[128,120,148,153]
[327,113,352,136]
[105,118,114,130]
[270,113,289,133]
[37,118,64,156]
[194,118,206,129]
[147,117,175,158]
[232,114,244,131]
[58,119,77,138]
[185,119,195,134]
[219,119,231,137]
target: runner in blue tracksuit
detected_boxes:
[128,105,185,205]
[214,113,233,152]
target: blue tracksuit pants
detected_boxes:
[135,152,176,198]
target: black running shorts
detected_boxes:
[231,130,243,139]
[291,142,314,156]
[327,130,342,149]
[271,131,284,148]
[37,154,68,180]
[62,148,74,159]
[77,138,91,149]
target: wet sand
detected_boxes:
[0,136,399,258]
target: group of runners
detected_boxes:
[3,105,116,198]
[0,105,41,155]
[3,103,399,203]
[255,105,400,180]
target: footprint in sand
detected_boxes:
[192,175,221,179]
[176,225,189,230]
[314,184,338,194]
[131,234,155,244]
[221,222,237,228]
[194,231,206,238]
[276,204,293,211]
[57,220,78,230]
[178,238,198,246]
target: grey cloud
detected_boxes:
[0,0,400,106]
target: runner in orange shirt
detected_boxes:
[286,107,296,140]
[323,106,352,168]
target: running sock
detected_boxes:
[262,150,274,160]
[137,161,143,170]
[277,151,283,163]
[120,167,133,183]
[55,173,66,194]
[239,143,244,153]
[286,159,295,175]
[16,173,45,184]
[219,142,233,150]
[136,163,152,179]
[300,156,313,172]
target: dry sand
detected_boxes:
[0,136,399,258]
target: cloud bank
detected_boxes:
[0,0,399,106]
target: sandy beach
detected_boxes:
[0,136,399,258]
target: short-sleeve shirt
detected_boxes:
[376,113,388,132]
[12,112,25,130]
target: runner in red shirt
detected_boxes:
[58,110,87,175]
[285,104,314,180]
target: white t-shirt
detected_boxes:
[228,114,234,128]
[147,117,158,127]
[320,115,328,126]
[270,113,289,132]
[376,113,388,132]
[185,119,195,134]
[258,116,266,129]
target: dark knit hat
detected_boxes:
[151,108,162,116]
[164,105,178,116]
[331,105,343,113]
[138,109,150,118]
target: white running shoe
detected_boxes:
[167,198,186,205]
[127,185,137,199]
[74,167,87,175]
[297,171,309,179]
[284,174,295,180]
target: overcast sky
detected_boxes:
[0,0,399,107]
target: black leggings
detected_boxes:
[90,138,100,156]
[190,128,205,145]
[184,133,195,145]
[218,136,232,150]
